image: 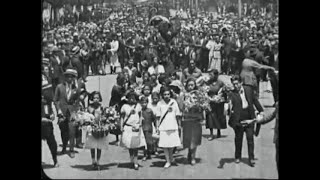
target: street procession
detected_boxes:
[41,0,279,179]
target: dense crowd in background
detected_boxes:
[42,1,279,175]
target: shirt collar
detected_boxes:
[239,86,245,94]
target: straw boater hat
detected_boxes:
[63,68,78,77]
[52,46,60,53]
[71,46,80,55]
[42,58,50,66]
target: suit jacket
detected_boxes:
[228,85,264,128]
[141,47,158,65]
[54,79,86,117]
[259,102,278,143]
[50,55,64,80]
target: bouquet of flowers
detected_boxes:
[183,88,211,112]
[131,81,144,96]
[91,122,109,139]
[74,111,95,126]
[104,106,122,135]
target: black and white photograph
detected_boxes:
[41,0,279,178]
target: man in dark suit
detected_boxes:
[257,101,279,174]
[267,45,279,106]
[50,47,64,92]
[228,75,264,167]
[70,46,85,82]
[54,68,85,158]
[141,41,158,66]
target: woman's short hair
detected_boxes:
[185,78,198,91]
[160,86,173,98]
[170,71,180,79]
[126,91,139,101]
[209,69,219,75]
[140,96,149,103]
[117,72,126,85]
[89,91,102,102]
[158,73,168,85]
[142,84,153,95]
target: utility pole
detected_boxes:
[195,0,198,13]
[238,0,242,18]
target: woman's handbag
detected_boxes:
[151,124,159,140]
[130,128,142,148]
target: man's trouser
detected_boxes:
[268,70,278,103]
[42,121,58,162]
[233,109,255,160]
[59,118,78,151]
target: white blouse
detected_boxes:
[156,99,181,131]
[120,103,142,127]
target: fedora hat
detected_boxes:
[63,68,78,77]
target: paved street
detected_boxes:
[42,68,278,179]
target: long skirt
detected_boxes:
[158,130,181,148]
[110,52,120,67]
[206,103,227,129]
[121,125,146,149]
[208,56,221,73]
[182,121,202,149]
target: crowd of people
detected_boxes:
[42,2,279,176]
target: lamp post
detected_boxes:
[238,0,242,18]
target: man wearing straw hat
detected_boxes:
[50,46,64,92]
[54,68,86,158]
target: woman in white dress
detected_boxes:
[84,91,109,170]
[206,34,222,73]
[156,86,182,168]
[120,91,146,170]
[108,33,120,74]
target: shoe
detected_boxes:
[134,164,139,170]
[92,162,97,169]
[235,159,240,164]
[53,160,59,168]
[142,157,147,161]
[217,132,221,138]
[187,153,191,163]
[154,151,159,156]
[249,159,255,167]
[60,148,67,155]
[76,143,84,149]
[171,159,177,165]
[208,136,214,141]
[191,159,196,166]
[53,162,60,168]
[164,162,171,169]
[69,151,75,158]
